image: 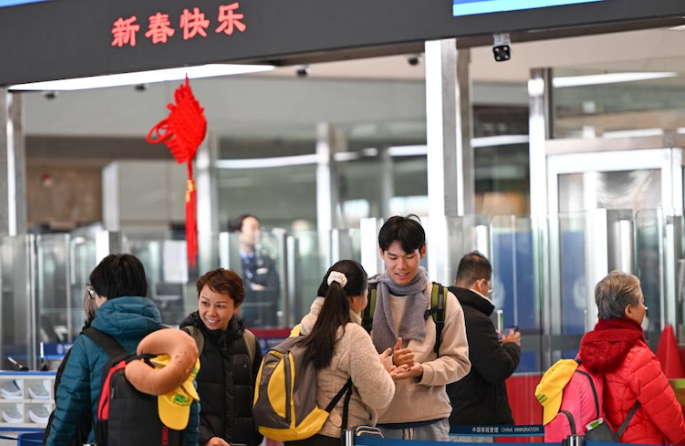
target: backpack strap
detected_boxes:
[423,282,446,357]
[324,378,354,429]
[616,401,640,438]
[576,370,600,420]
[362,283,378,334]
[82,327,127,358]
[340,379,354,431]
[182,325,205,356]
[290,324,302,337]
[243,329,256,365]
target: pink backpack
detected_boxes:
[544,364,605,442]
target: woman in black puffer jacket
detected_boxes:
[181,268,263,446]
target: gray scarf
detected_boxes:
[368,267,429,353]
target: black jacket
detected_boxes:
[241,250,280,292]
[180,312,263,446]
[446,286,520,426]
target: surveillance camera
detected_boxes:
[44,91,58,100]
[134,83,148,92]
[407,54,422,66]
[492,33,511,63]
[295,65,310,78]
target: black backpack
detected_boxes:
[83,327,187,446]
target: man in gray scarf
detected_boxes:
[369,216,471,441]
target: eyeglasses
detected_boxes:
[483,279,494,298]
[86,285,97,300]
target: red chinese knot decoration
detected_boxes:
[146,77,206,266]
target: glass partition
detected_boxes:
[635,209,685,348]
[490,216,544,427]
[1,235,35,370]
[120,230,216,327]
[221,227,361,329]
[35,234,79,348]
[5,209,681,375]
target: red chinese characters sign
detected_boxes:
[111,3,246,47]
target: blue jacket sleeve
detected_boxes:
[45,339,92,446]
[185,394,200,446]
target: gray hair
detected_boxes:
[594,271,642,320]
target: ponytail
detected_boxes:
[300,260,367,370]
[301,281,351,369]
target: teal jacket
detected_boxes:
[45,296,200,446]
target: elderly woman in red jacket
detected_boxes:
[579,271,685,445]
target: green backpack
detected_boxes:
[362,282,447,357]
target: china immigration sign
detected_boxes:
[453,0,604,17]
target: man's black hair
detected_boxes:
[228,214,258,233]
[89,254,148,300]
[456,251,492,285]
[378,215,425,254]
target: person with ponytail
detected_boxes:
[286,260,404,446]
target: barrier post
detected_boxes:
[566,435,585,446]
[342,429,355,446]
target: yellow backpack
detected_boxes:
[253,336,353,441]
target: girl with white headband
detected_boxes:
[288,260,406,446]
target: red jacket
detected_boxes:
[579,318,685,445]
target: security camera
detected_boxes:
[44,91,58,100]
[134,83,148,92]
[492,33,511,62]
[295,65,310,78]
[407,54,422,66]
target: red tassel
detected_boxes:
[146,77,205,268]
[185,176,198,267]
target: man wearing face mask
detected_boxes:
[446,252,520,442]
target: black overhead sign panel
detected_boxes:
[0,0,684,86]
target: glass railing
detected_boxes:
[0,209,680,429]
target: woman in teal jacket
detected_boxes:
[44,254,200,446]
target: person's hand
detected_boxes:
[390,363,423,381]
[501,329,521,346]
[205,437,230,446]
[389,364,410,380]
[392,337,415,368]
[379,348,394,373]
[251,283,266,291]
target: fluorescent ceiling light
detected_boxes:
[216,154,317,169]
[388,145,428,157]
[333,152,360,162]
[473,135,529,147]
[9,64,274,91]
[553,72,677,88]
[602,128,663,139]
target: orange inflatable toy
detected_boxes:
[125,329,199,396]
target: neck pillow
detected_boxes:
[125,328,199,395]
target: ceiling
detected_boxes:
[257,27,685,83]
